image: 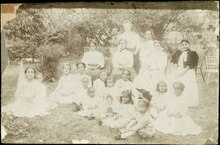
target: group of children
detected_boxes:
[2,58,202,140]
[49,61,202,139]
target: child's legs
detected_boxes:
[121,130,136,138]
[137,126,155,139]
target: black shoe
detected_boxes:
[114,135,126,140]
[99,120,103,126]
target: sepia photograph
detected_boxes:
[1,2,219,144]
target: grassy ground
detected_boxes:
[1,63,218,144]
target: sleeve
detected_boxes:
[186,51,199,69]
[81,53,89,67]
[159,53,168,71]
[99,53,105,68]
[126,52,133,68]
[112,53,119,69]
[171,50,181,64]
[55,77,63,92]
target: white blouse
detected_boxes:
[112,50,133,69]
[81,51,105,68]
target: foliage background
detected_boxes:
[3,7,219,81]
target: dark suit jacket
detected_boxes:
[171,49,199,69]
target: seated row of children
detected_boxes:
[51,62,202,139]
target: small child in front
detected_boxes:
[77,87,101,120]
[115,99,155,140]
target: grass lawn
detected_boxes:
[1,63,218,144]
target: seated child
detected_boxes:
[50,63,76,104]
[93,70,108,99]
[101,90,135,128]
[99,95,119,120]
[149,81,168,119]
[114,69,140,105]
[154,81,202,136]
[77,87,102,119]
[115,99,155,140]
[103,76,118,102]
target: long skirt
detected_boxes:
[167,68,199,107]
[154,111,202,136]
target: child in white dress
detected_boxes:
[2,60,57,117]
[114,69,139,105]
[50,63,76,104]
[93,70,108,99]
[150,81,169,119]
[77,87,102,119]
[154,81,202,136]
[102,90,135,129]
[103,76,118,102]
[115,99,155,140]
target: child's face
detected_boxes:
[63,65,71,75]
[122,71,130,81]
[137,102,148,113]
[106,97,113,104]
[26,68,35,80]
[36,74,43,82]
[82,79,89,89]
[107,80,113,87]
[174,87,183,97]
[77,64,85,74]
[158,83,167,93]
[100,72,107,81]
[121,92,130,104]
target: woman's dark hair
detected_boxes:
[119,90,134,105]
[136,88,152,102]
[181,39,190,44]
[62,63,71,71]
[24,67,36,74]
[156,81,168,93]
[76,62,86,69]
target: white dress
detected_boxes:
[77,95,102,118]
[154,94,202,136]
[93,79,106,99]
[102,103,136,128]
[2,79,57,117]
[72,73,92,87]
[167,51,199,107]
[134,49,167,92]
[81,51,105,68]
[149,92,168,119]
[50,74,76,104]
[114,79,139,104]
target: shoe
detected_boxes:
[114,135,126,140]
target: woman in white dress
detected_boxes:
[154,81,202,136]
[115,20,141,73]
[168,39,199,107]
[72,62,92,86]
[49,63,76,104]
[111,39,136,82]
[81,41,105,82]
[134,40,168,92]
[2,60,57,117]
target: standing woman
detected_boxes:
[81,41,105,82]
[116,20,141,73]
[134,29,155,90]
[168,39,199,107]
